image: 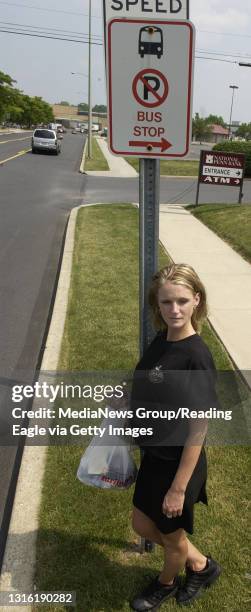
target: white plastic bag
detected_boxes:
[77,413,138,489]
[77,442,137,489]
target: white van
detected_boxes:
[31,128,61,155]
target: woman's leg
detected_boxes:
[159,529,188,584]
[132,508,187,584]
[186,539,207,571]
[132,507,164,546]
[132,507,207,572]
[131,508,181,610]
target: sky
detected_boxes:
[0,0,251,123]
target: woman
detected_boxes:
[130,263,221,610]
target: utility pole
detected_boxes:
[228,85,239,140]
[88,0,92,158]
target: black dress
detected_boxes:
[131,332,218,535]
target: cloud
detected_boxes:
[191,1,250,32]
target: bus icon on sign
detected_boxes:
[138,26,163,59]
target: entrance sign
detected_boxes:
[199,150,245,186]
[196,150,245,204]
[103,1,189,23]
[107,19,195,158]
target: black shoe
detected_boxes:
[176,556,222,606]
[130,575,179,611]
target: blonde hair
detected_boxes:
[149,263,208,332]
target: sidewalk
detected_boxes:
[83,136,138,177]
[159,204,251,379]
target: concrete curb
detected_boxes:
[79,137,113,175]
[0,206,79,610]
[77,134,199,180]
[79,138,87,173]
[81,136,138,177]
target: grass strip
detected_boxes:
[34,205,249,612]
[188,203,251,264]
[125,158,199,176]
[84,137,109,171]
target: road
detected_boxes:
[0,131,86,569]
[0,131,86,377]
[186,142,213,160]
[82,175,251,205]
[0,132,31,163]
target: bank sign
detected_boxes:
[199,151,245,186]
[107,19,195,158]
[103,1,189,21]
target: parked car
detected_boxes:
[72,127,84,134]
[101,127,108,137]
[56,127,64,140]
[48,123,58,131]
[31,128,61,155]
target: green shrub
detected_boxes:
[213,141,251,177]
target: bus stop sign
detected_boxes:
[107,19,195,158]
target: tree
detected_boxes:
[0,70,54,126]
[236,123,251,140]
[205,114,227,128]
[8,90,26,123]
[78,102,89,113]
[16,95,54,127]
[0,70,19,122]
[58,101,70,106]
[92,104,107,113]
[192,113,212,142]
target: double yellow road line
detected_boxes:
[0,149,31,165]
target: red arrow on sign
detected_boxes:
[128,137,172,152]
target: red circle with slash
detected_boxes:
[132,68,169,108]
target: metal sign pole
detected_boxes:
[238,158,245,204]
[195,150,203,206]
[87,0,92,159]
[139,158,160,353]
[139,158,160,553]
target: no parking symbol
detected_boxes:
[132,68,169,108]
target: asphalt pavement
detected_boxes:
[186,142,213,160]
[0,132,32,163]
[81,175,251,205]
[0,131,87,569]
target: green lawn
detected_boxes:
[188,204,251,264]
[84,136,109,171]
[34,205,249,612]
[125,158,199,176]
